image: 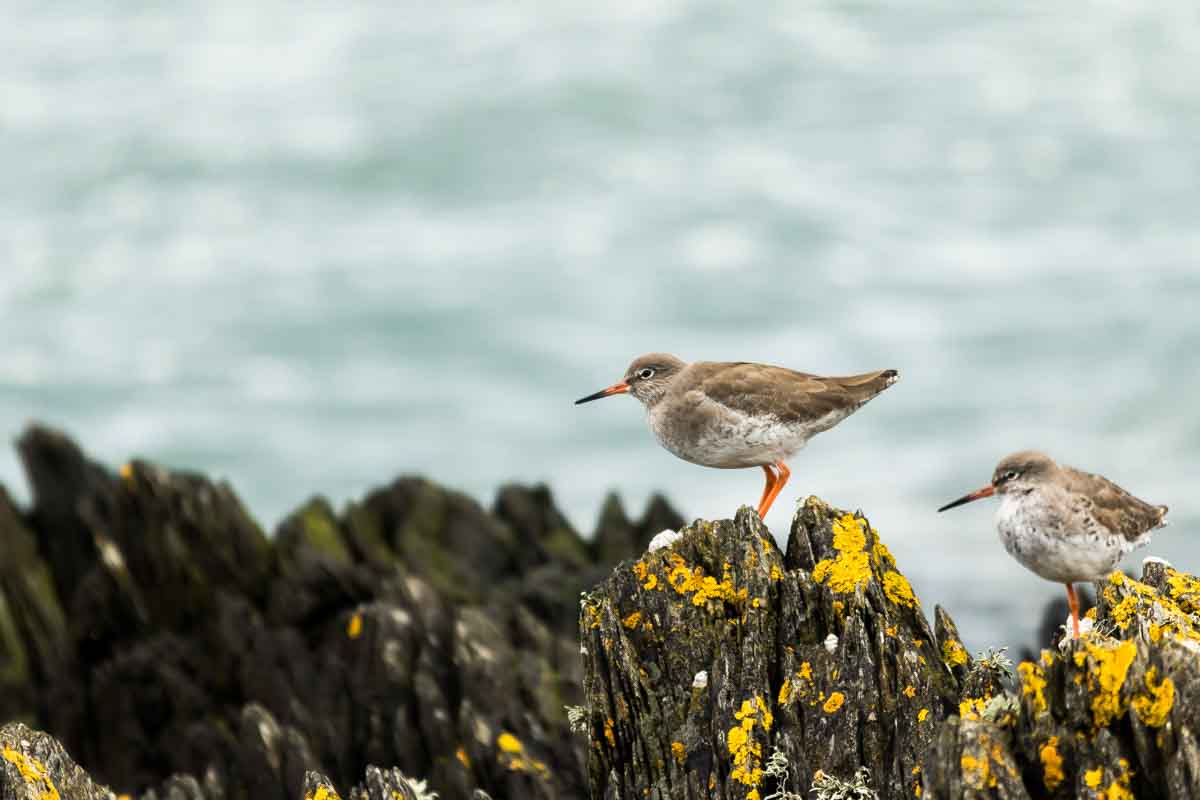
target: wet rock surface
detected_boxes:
[4,423,1200,800]
[0,424,679,799]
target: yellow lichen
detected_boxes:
[119,462,134,481]
[633,561,662,591]
[456,745,471,768]
[666,554,748,608]
[958,696,988,721]
[1109,594,1137,629]
[584,602,603,629]
[728,695,772,791]
[960,754,994,790]
[1077,639,1137,727]
[1018,661,1048,714]
[1104,781,1135,800]
[671,741,686,764]
[346,612,363,639]
[497,732,548,777]
[603,718,616,747]
[622,611,642,629]
[1084,767,1103,788]
[903,685,916,698]
[1,745,60,800]
[1131,667,1174,727]
[918,708,929,722]
[811,514,872,594]
[942,639,969,668]
[1101,759,1135,800]
[874,539,897,568]
[883,571,919,608]
[1167,568,1200,612]
[1039,736,1064,790]
[1040,650,1055,667]
[770,565,783,582]
[823,692,845,713]
[308,787,337,800]
[777,679,793,705]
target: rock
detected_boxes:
[6,422,1200,800]
[581,495,1200,800]
[0,721,116,800]
[0,486,69,725]
[0,423,675,799]
[581,498,959,800]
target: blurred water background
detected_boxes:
[2,1,1198,649]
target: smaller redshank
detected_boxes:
[937,451,1169,639]
[575,353,899,520]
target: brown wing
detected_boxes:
[688,362,898,424]
[1062,466,1169,541]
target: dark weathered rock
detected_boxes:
[6,422,1200,800]
[581,498,961,800]
[582,496,1200,800]
[0,487,70,726]
[0,721,116,800]
[0,423,674,800]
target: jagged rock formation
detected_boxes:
[4,423,1200,800]
[581,498,967,799]
[0,424,681,799]
[925,558,1200,800]
[581,496,1200,800]
[0,722,115,800]
[0,720,442,800]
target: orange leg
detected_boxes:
[756,465,777,516]
[757,461,791,519]
[1065,583,1081,639]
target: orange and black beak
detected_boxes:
[575,381,631,405]
[937,484,995,512]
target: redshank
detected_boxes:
[575,353,899,520]
[937,451,1169,639]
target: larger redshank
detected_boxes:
[937,451,1169,639]
[575,353,899,520]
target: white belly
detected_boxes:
[995,493,1136,584]
[647,403,851,469]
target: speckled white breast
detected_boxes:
[647,398,850,469]
[995,491,1139,584]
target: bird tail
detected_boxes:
[834,368,900,406]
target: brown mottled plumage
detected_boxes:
[940,450,1169,639]
[575,353,899,520]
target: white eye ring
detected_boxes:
[1004,470,1018,480]
[638,368,655,380]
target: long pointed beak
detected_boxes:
[937,484,995,512]
[575,381,631,405]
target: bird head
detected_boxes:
[575,353,686,408]
[937,450,1057,512]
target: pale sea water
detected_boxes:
[2,1,1198,649]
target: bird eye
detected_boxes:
[638,368,655,380]
[1004,470,1018,481]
